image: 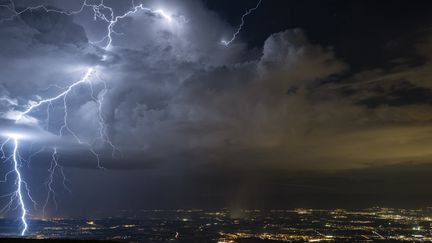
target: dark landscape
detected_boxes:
[2,208,432,242]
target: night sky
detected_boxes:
[1,0,432,219]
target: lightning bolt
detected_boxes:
[43,147,70,217]
[0,0,177,235]
[17,68,94,121]
[0,135,36,236]
[16,67,108,170]
[0,0,174,49]
[11,137,27,236]
[87,2,173,48]
[221,0,262,46]
[90,75,121,158]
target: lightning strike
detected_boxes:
[90,76,121,158]
[221,0,262,46]
[17,68,94,122]
[43,147,69,217]
[86,2,173,48]
[12,138,27,236]
[0,0,174,49]
[0,135,33,236]
[0,0,180,235]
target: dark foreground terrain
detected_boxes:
[0,238,412,243]
[1,208,432,242]
[0,240,111,243]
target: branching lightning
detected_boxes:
[0,134,36,236]
[0,0,173,49]
[0,0,262,235]
[12,137,28,236]
[43,147,70,218]
[17,68,94,120]
[85,1,173,48]
[221,0,262,46]
[0,0,176,236]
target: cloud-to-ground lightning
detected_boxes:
[0,133,36,235]
[0,0,177,235]
[11,137,27,236]
[221,0,262,46]
[43,147,70,218]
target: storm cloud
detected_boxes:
[1,0,432,215]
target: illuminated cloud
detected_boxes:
[1,0,432,216]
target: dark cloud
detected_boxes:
[1,0,432,216]
[19,7,88,46]
[2,0,432,171]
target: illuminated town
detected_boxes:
[1,207,432,242]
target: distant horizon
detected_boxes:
[2,207,432,242]
[2,206,432,221]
